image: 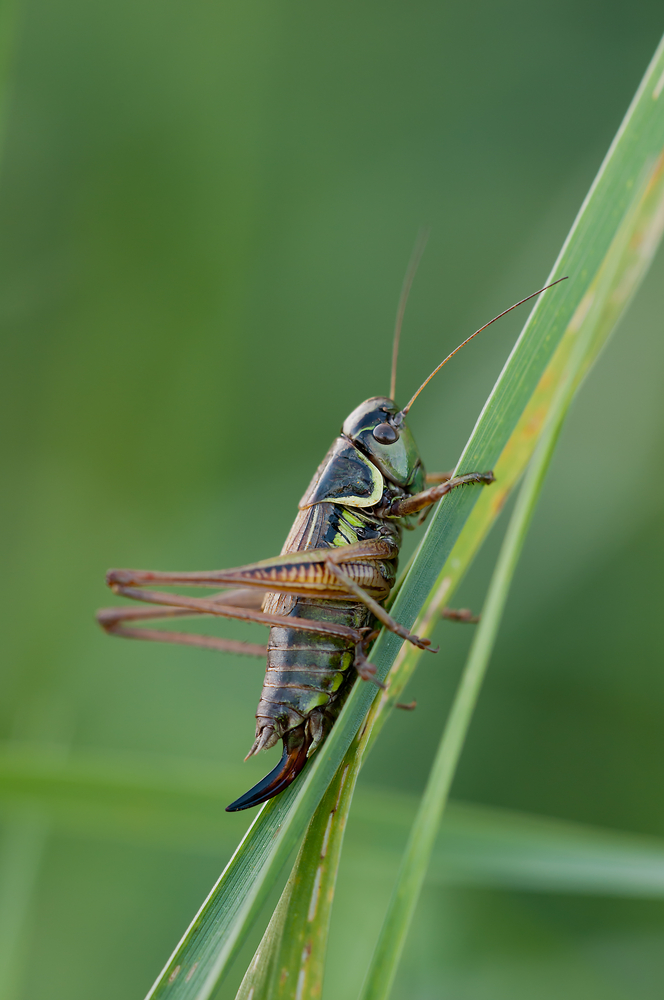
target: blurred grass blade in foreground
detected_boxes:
[0,5,47,999]
[2,745,664,897]
[146,32,664,1000]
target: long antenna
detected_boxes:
[390,227,430,401]
[399,276,568,418]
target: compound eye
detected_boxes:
[373,422,399,445]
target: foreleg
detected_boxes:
[387,470,495,518]
[425,471,453,484]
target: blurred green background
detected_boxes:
[2,1,664,998]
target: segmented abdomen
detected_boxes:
[250,502,398,755]
[257,593,373,742]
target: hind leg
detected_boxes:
[97,588,268,657]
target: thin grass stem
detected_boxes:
[358,317,594,1000]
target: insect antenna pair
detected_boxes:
[388,228,567,414]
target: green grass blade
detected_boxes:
[348,792,664,899]
[359,348,580,1000]
[373,32,664,681]
[0,0,19,149]
[0,807,48,1000]
[365,35,664,740]
[145,33,664,1000]
[235,736,361,1000]
[273,37,664,991]
[424,801,664,897]
[143,669,405,1000]
[2,744,664,897]
[0,8,44,998]
[358,44,664,995]
[0,743,249,854]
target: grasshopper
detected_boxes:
[98,267,564,811]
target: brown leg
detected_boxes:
[207,588,269,609]
[106,626,266,658]
[351,632,416,704]
[442,607,480,624]
[418,473,453,524]
[387,470,495,518]
[106,538,397,599]
[353,645,387,689]
[97,587,269,656]
[105,584,366,644]
[97,603,267,657]
[325,559,435,652]
[100,540,400,661]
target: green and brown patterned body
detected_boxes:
[100,391,494,811]
[227,396,426,810]
[257,503,400,751]
[100,280,562,811]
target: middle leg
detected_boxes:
[325,558,435,652]
[441,607,480,623]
